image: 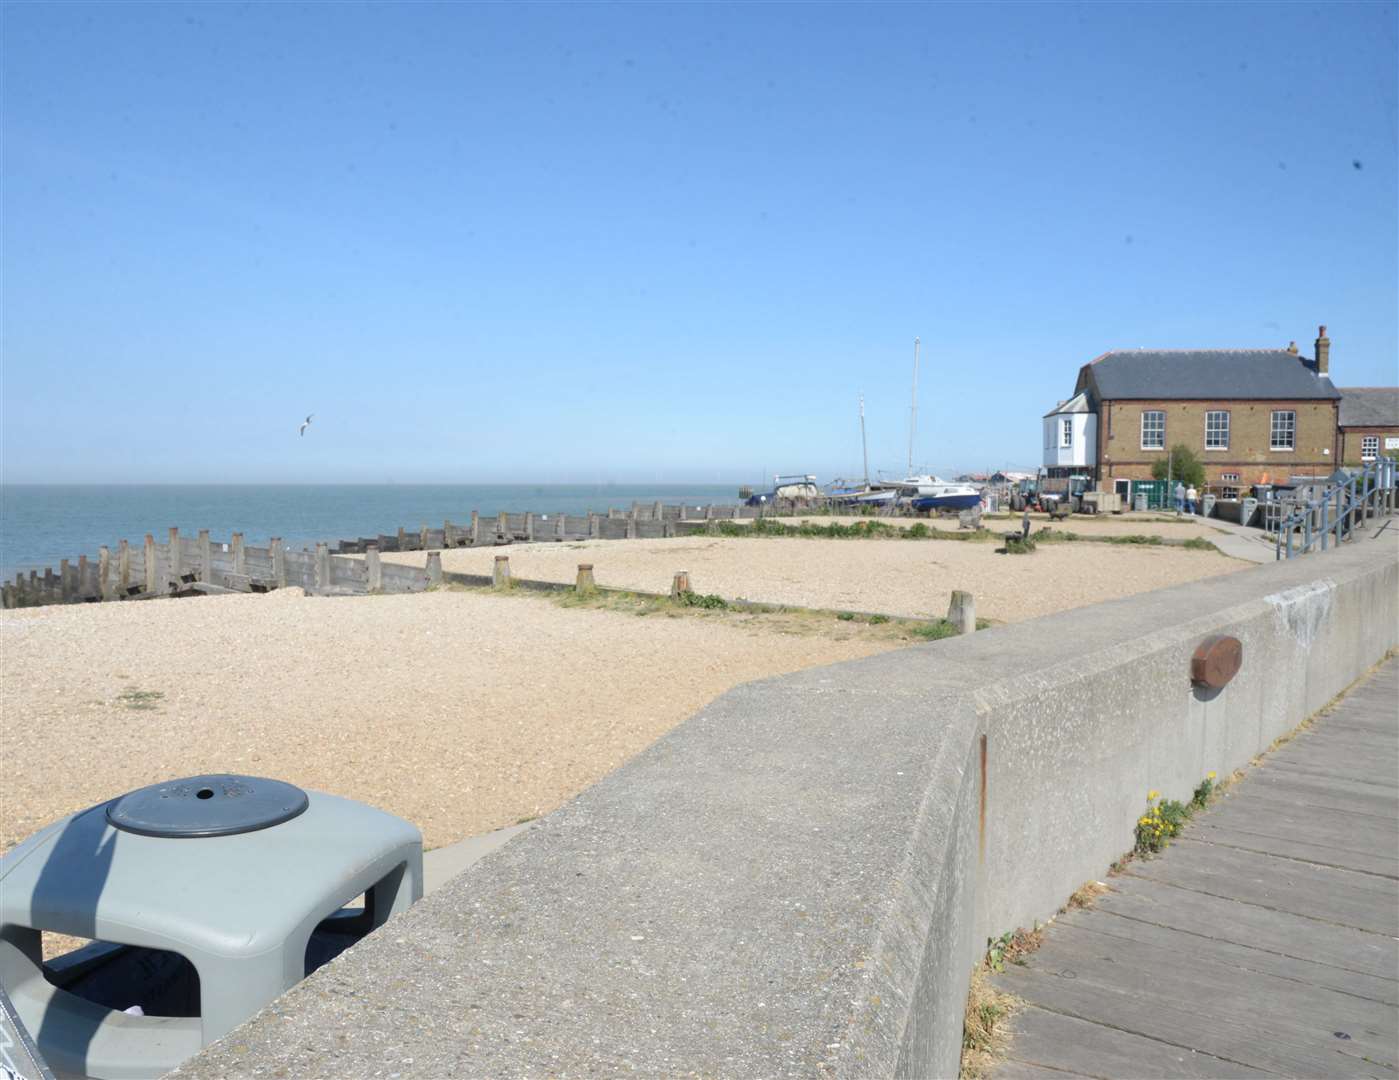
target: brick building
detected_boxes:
[1044,327,1344,500]
[1336,387,1399,466]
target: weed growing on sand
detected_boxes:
[115,688,164,711]
[910,620,957,641]
[1003,535,1037,554]
[710,518,990,542]
[835,611,855,621]
[1182,537,1220,552]
[868,614,890,625]
[674,590,729,610]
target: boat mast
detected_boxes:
[860,394,870,487]
[908,337,920,474]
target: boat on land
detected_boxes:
[898,475,984,512]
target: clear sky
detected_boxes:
[3,1,1395,484]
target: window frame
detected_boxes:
[1204,410,1230,450]
[1361,435,1379,461]
[1140,410,1166,451]
[1061,417,1073,448]
[1269,410,1296,451]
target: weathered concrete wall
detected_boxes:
[176,535,1398,1080]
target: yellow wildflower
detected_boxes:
[1148,790,1160,800]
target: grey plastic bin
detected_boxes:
[0,775,421,1080]
[1133,491,1148,512]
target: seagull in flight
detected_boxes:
[299,413,314,437]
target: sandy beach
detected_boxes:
[387,533,1246,622]
[0,589,896,853]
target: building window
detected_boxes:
[1141,410,1165,450]
[1270,410,1296,450]
[1061,418,1073,448]
[1361,435,1379,461]
[1220,472,1239,482]
[1205,410,1229,450]
[1220,487,1239,500]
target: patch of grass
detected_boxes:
[960,965,1020,1080]
[1062,880,1111,912]
[711,518,991,542]
[1003,535,1037,554]
[835,611,855,621]
[868,614,890,625]
[909,620,958,641]
[115,688,164,711]
[1182,537,1220,552]
[674,589,729,610]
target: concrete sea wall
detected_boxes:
[178,535,1398,1080]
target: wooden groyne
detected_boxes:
[3,528,432,609]
[330,501,766,554]
[1,498,879,610]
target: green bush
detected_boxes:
[675,590,728,609]
[1151,444,1206,489]
[1004,536,1037,554]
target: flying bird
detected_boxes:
[299,413,314,437]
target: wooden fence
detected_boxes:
[1,498,845,610]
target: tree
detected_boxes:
[1152,444,1205,488]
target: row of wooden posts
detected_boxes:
[0,498,903,611]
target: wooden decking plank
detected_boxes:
[997,961,1391,1079]
[1055,904,1397,1005]
[1184,820,1399,878]
[1125,841,1398,935]
[1017,921,1397,1060]
[1241,768,1399,816]
[1085,876,1398,980]
[992,659,1399,1079]
[994,1058,1093,1080]
[1000,1003,1275,1079]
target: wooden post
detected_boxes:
[653,500,664,521]
[525,512,536,541]
[144,534,158,593]
[1,584,12,610]
[118,540,131,595]
[77,555,90,600]
[29,571,40,605]
[670,570,691,600]
[168,527,182,584]
[589,512,601,539]
[493,555,511,589]
[444,520,457,548]
[198,529,212,582]
[630,502,640,523]
[576,563,596,593]
[99,546,112,600]
[271,537,287,587]
[43,567,56,603]
[705,504,715,520]
[366,545,383,593]
[396,526,408,551]
[60,559,74,602]
[315,543,331,593]
[232,533,246,576]
[947,590,976,635]
[470,511,480,546]
[14,573,26,607]
[626,516,638,539]
[420,523,430,550]
[556,513,567,540]
[497,511,508,540]
[426,551,442,587]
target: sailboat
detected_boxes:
[895,337,982,512]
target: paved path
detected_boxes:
[993,657,1399,1080]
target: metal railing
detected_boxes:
[1275,455,1397,560]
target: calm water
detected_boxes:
[0,484,740,580]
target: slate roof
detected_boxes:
[1337,387,1399,427]
[1043,391,1093,418]
[1079,350,1340,401]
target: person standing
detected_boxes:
[1186,483,1198,515]
[1174,481,1186,514]
[1021,507,1031,540]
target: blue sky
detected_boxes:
[3,2,1395,484]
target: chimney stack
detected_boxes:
[1314,325,1330,375]
[1287,341,1298,355]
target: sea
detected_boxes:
[0,484,742,581]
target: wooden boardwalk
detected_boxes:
[994,658,1399,1080]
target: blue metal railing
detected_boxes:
[1275,455,1397,560]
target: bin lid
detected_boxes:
[106,774,309,838]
